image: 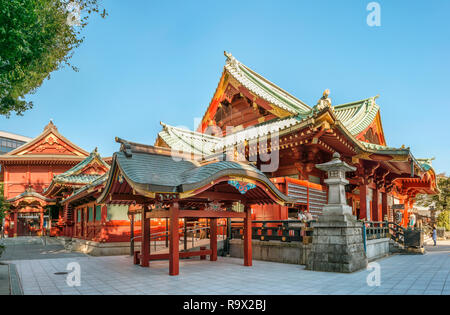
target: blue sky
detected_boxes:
[1,0,449,174]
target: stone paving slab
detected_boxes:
[0,237,86,261]
[0,264,9,295]
[6,244,449,295]
[3,237,450,295]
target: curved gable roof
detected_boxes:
[224,52,311,115]
[4,121,89,157]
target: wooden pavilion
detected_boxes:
[96,138,293,275]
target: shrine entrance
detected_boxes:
[6,188,56,237]
[97,139,293,276]
[17,213,41,236]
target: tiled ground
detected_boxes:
[0,237,86,261]
[6,240,450,295]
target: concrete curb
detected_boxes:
[8,264,23,295]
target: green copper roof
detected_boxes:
[52,149,110,185]
[62,173,108,204]
[224,52,311,115]
[358,141,409,155]
[334,97,380,136]
[417,158,435,172]
[158,122,221,156]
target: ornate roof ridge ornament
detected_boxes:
[224,51,240,69]
[315,89,332,111]
[44,119,58,132]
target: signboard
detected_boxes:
[392,204,405,210]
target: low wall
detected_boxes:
[229,239,311,265]
[366,238,390,261]
[70,239,141,256]
[230,238,389,266]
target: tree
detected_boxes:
[416,174,450,224]
[0,183,9,226]
[437,210,450,231]
[0,0,106,117]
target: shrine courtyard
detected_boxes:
[1,238,449,295]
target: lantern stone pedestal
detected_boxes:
[306,153,368,273]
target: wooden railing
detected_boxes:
[231,220,314,243]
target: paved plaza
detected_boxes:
[1,237,448,295]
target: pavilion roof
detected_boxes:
[97,138,292,205]
[61,173,108,205]
[52,148,109,184]
[44,148,110,198]
[7,188,56,206]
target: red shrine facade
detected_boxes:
[0,121,89,237]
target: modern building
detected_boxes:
[0,131,31,155]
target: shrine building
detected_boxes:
[155,52,438,227]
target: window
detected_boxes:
[88,207,93,222]
[95,205,102,221]
[77,209,81,222]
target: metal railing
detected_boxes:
[362,221,406,245]
[231,220,314,243]
[363,221,390,241]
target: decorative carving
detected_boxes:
[228,180,256,194]
[315,89,332,111]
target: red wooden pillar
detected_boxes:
[169,202,180,276]
[210,218,217,261]
[381,191,388,221]
[140,205,150,267]
[40,210,44,236]
[100,205,107,241]
[13,211,18,237]
[243,205,252,267]
[359,183,367,220]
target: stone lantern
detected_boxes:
[306,152,367,273]
[315,152,356,218]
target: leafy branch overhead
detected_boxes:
[0,0,107,117]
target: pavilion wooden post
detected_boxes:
[210,218,218,261]
[243,205,252,267]
[359,182,367,220]
[130,212,135,256]
[13,211,18,237]
[141,204,151,267]
[372,188,380,221]
[40,210,44,236]
[381,191,388,221]
[169,202,180,276]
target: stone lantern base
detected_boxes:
[306,212,368,273]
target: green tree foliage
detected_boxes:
[0,183,9,224]
[437,210,450,231]
[0,0,106,117]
